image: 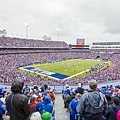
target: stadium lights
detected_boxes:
[24,23,29,39]
[57,29,60,41]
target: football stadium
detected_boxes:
[0,36,120,120]
[0,36,119,86]
[0,1,120,119]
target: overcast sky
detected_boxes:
[0,0,120,45]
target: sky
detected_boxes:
[0,0,120,45]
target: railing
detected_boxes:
[0,80,120,93]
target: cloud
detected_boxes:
[0,0,120,44]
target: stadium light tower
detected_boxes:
[24,23,29,38]
[57,29,60,41]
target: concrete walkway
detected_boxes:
[54,94,69,120]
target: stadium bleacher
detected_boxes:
[0,36,120,86]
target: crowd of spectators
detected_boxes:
[0,37,120,86]
[0,81,56,120]
[62,81,120,120]
[0,36,69,48]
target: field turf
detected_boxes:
[33,59,106,76]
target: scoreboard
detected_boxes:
[76,39,85,48]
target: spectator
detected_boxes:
[36,102,54,120]
[43,96,53,114]
[49,90,56,105]
[0,98,6,120]
[64,90,76,110]
[35,93,43,103]
[35,102,43,115]
[104,96,120,120]
[76,80,108,120]
[29,95,37,114]
[75,82,84,94]
[5,79,30,120]
[105,94,113,105]
[43,96,55,120]
[23,84,30,95]
[69,93,81,120]
[62,84,71,100]
[116,90,120,101]
[30,112,42,120]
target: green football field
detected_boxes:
[33,59,109,77]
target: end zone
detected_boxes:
[19,66,69,80]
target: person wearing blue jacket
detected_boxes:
[35,102,55,120]
[43,96,55,120]
[0,99,6,120]
[0,87,4,98]
[69,93,81,120]
[62,84,71,99]
[36,102,43,115]
[43,96,53,113]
